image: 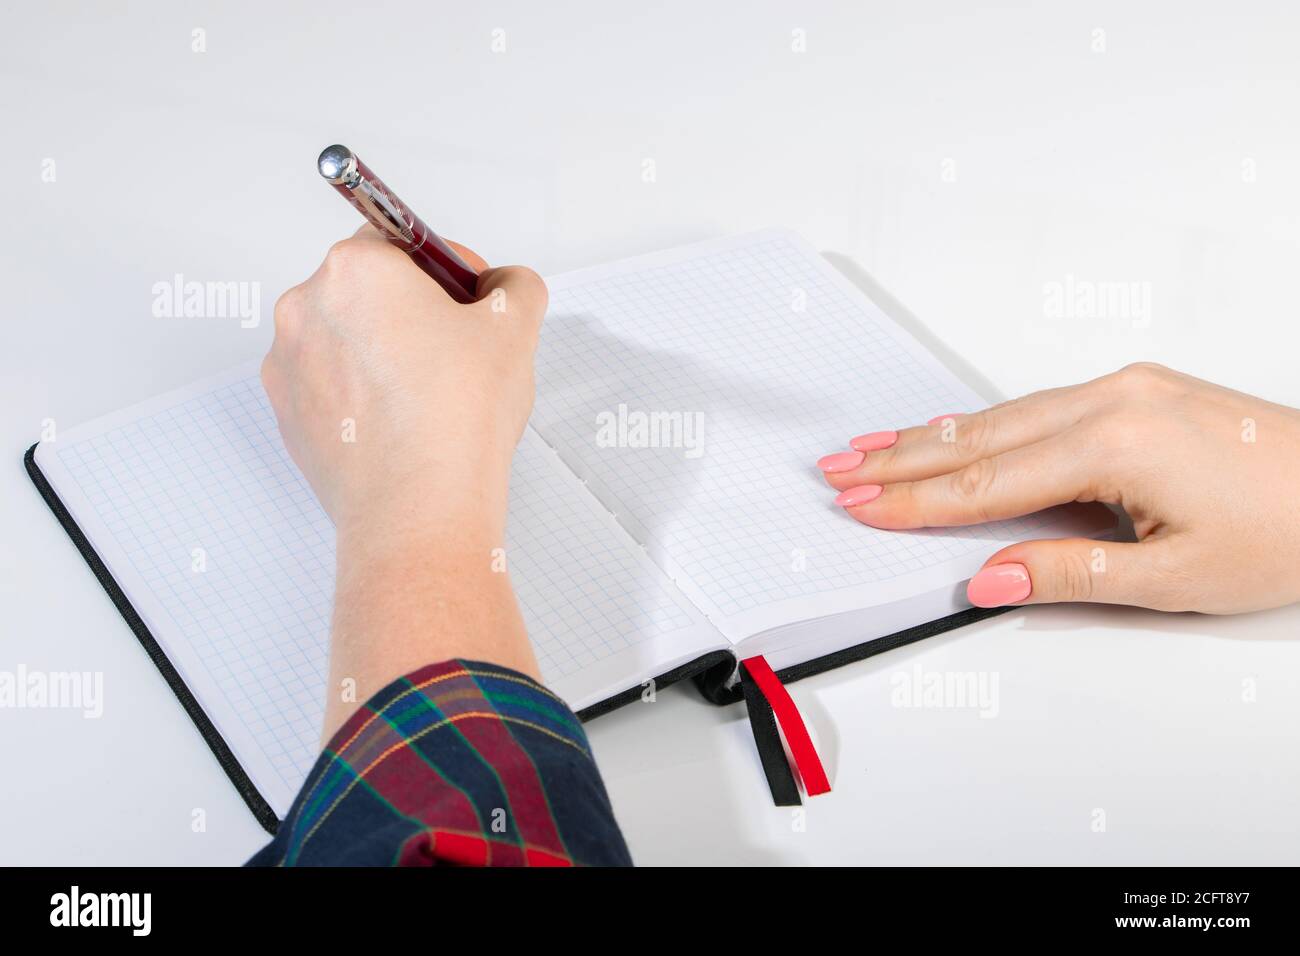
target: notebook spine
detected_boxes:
[575,650,736,721]
[23,443,281,835]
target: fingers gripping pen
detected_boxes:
[316,144,480,303]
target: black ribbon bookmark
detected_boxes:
[740,666,801,806]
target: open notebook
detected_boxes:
[27,230,1111,828]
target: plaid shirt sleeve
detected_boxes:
[246,659,632,866]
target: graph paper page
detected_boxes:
[531,230,1111,641]
[35,364,721,818]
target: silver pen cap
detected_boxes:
[316,144,416,245]
[317,145,360,187]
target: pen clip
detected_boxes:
[352,176,417,246]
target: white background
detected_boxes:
[2,1,1298,864]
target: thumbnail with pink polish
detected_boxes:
[816,450,865,473]
[966,563,1032,607]
[834,485,883,507]
[849,430,898,452]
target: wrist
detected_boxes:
[335,484,505,553]
[334,443,511,533]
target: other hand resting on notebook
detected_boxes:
[262,226,548,739]
[818,363,1300,615]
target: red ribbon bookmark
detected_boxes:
[740,656,832,798]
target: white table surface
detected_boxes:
[2,1,1298,865]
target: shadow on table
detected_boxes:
[1014,600,1300,642]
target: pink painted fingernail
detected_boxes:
[850,430,898,452]
[928,413,961,426]
[967,563,1032,607]
[816,450,865,473]
[834,484,884,507]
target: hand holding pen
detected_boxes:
[268,158,548,736]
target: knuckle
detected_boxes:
[500,266,548,314]
[326,237,355,260]
[1110,361,1171,396]
[1124,360,1170,377]
[507,265,544,289]
[951,457,998,513]
[867,445,900,476]
[324,238,368,273]
[511,264,546,291]
[1056,548,1096,601]
[272,287,303,334]
[952,413,992,459]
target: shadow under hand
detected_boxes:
[1013,599,1300,642]
[535,311,830,548]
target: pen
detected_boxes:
[316,144,480,303]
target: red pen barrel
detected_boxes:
[406,233,481,305]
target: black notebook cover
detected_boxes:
[26,441,1008,834]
